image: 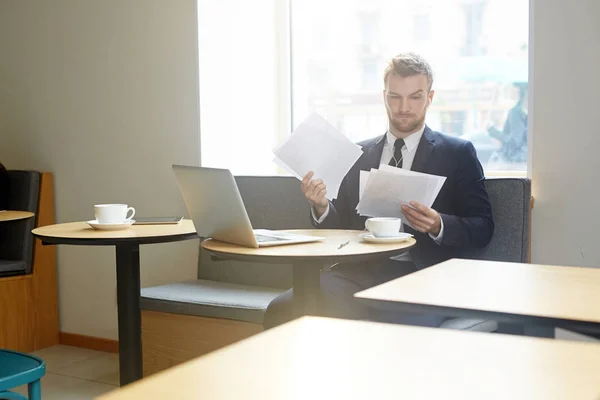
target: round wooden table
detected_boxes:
[0,210,35,222]
[202,229,416,317]
[32,219,199,386]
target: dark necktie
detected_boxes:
[388,138,405,168]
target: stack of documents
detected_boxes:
[272,113,363,200]
[357,165,446,228]
[272,112,446,222]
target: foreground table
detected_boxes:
[356,258,600,336]
[0,210,35,222]
[32,220,199,386]
[97,316,600,399]
[202,229,415,316]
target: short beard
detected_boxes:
[389,113,426,136]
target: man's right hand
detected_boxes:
[301,171,328,218]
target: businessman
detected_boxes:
[263,53,494,329]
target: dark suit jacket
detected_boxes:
[312,126,494,269]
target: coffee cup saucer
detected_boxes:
[359,232,413,244]
[87,219,135,231]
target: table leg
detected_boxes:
[292,262,322,317]
[115,244,142,386]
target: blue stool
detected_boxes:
[0,349,45,400]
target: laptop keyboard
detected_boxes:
[255,234,287,243]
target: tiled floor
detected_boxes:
[13,345,119,400]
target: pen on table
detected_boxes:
[337,240,350,250]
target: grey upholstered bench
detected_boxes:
[142,279,285,324]
[141,176,531,376]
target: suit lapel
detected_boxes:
[360,134,386,170]
[411,126,436,173]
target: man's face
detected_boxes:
[383,73,434,136]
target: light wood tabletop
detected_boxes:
[32,219,198,245]
[31,218,200,385]
[203,229,416,319]
[202,229,416,264]
[0,210,35,222]
[97,316,600,400]
[356,258,600,332]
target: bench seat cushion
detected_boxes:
[0,260,27,276]
[140,279,285,324]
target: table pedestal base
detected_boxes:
[292,262,322,317]
[115,244,142,386]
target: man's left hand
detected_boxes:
[401,201,441,236]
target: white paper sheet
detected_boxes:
[356,166,446,228]
[377,165,446,207]
[359,170,370,200]
[272,112,363,199]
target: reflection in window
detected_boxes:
[413,14,431,42]
[291,0,529,172]
[462,1,488,56]
[441,111,467,136]
[361,59,380,90]
[358,12,380,54]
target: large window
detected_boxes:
[199,0,529,174]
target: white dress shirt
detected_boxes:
[311,125,445,261]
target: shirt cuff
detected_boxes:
[311,203,330,224]
[429,216,444,244]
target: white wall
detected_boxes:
[0,0,200,339]
[530,0,600,268]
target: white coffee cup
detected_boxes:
[365,217,401,237]
[94,204,135,224]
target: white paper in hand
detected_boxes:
[356,166,446,229]
[359,170,370,200]
[377,165,446,207]
[272,112,363,200]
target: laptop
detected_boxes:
[133,216,183,225]
[172,165,325,248]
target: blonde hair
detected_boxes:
[383,52,433,91]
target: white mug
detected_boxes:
[365,217,401,237]
[94,204,135,224]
